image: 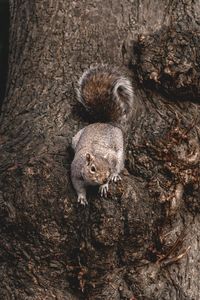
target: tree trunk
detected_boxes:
[0,0,199,299]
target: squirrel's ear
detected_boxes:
[86,153,91,165]
[86,153,94,165]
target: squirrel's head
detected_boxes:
[81,153,110,185]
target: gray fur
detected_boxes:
[71,124,124,205]
[71,65,133,205]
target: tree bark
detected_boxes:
[0,0,199,299]
[0,0,9,107]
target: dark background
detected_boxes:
[0,0,9,108]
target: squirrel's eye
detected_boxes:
[91,166,96,173]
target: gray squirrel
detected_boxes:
[71,65,134,205]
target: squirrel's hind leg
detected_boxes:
[72,128,85,150]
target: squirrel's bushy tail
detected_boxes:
[77,65,134,133]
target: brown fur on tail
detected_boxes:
[77,65,134,132]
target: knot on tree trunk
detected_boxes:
[132,23,200,101]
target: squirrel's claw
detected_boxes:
[110,174,121,183]
[99,182,109,197]
[78,194,88,206]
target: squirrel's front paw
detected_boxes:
[110,173,121,183]
[99,182,109,197]
[78,194,88,206]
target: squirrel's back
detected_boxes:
[74,123,123,154]
[77,65,134,132]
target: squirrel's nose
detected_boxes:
[103,178,107,184]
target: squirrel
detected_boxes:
[71,65,134,205]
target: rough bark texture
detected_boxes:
[0,0,9,107]
[0,0,200,299]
